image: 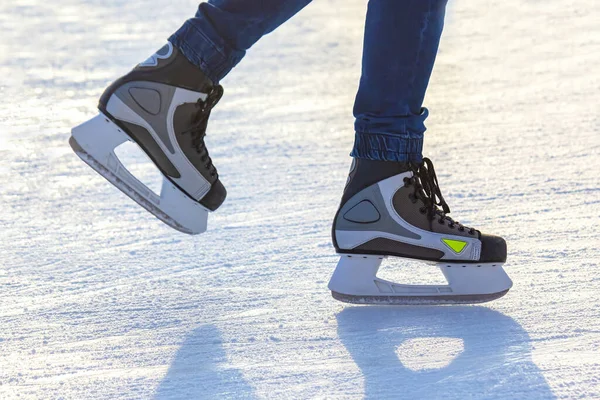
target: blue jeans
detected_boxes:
[169,0,448,163]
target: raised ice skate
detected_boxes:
[70,42,226,234]
[329,158,511,304]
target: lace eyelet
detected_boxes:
[459,226,465,232]
[419,207,426,214]
[448,224,455,229]
[468,230,475,235]
[438,219,445,224]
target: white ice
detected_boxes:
[1,0,599,399]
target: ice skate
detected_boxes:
[69,42,226,234]
[329,158,511,305]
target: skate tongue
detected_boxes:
[410,158,477,234]
[412,158,450,214]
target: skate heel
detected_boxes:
[328,255,385,300]
[328,254,512,305]
[70,113,208,234]
[71,113,131,156]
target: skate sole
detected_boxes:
[69,135,194,234]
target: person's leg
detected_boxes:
[72,0,313,233]
[169,0,313,83]
[351,0,448,163]
[330,0,509,305]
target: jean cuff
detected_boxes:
[169,20,244,83]
[350,132,423,163]
[351,107,427,162]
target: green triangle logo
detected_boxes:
[442,238,468,254]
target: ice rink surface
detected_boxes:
[1,0,599,398]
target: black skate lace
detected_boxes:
[404,158,477,235]
[182,85,224,178]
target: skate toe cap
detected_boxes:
[479,234,507,263]
[199,179,227,211]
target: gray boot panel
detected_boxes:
[335,184,420,240]
[343,200,380,223]
[113,81,178,153]
[128,87,161,115]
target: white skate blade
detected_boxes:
[70,112,209,234]
[328,254,512,305]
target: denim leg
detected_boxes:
[351,0,448,163]
[169,0,312,83]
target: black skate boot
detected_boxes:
[329,157,511,304]
[70,42,225,234]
